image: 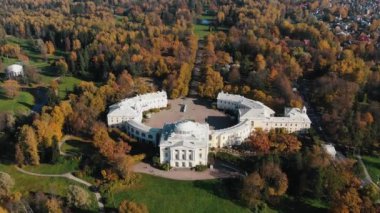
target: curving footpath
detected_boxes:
[356,155,380,190]
[15,166,104,212]
[59,135,91,157]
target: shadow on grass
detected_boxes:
[193,178,247,209]
[18,101,34,109]
[63,140,95,157]
[269,196,327,213]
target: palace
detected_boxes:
[159,120,209,168]
[107,91,311,168]
[211,92,311,147]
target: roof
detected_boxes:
[160,120,209,148]
[217,91,311,124]
[128,120,161,133]
[218,92,275,119]
[6,64,23,74]
[107,91,167,121]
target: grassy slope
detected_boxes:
[0,36,83,114]
[362,155,380,182]
[0,163,98,211]
[194,15,215,40]
[106,174,251,213]
[0,90,34,113]
[22,157,80,175]
[58,76,82,99]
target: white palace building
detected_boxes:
[107,91,311,168]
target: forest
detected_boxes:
[0,0,379,212]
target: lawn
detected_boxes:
[269,196,328,213]
[23,157,80,174]
[2,36,84,102]
[194,24,213,40]
[362,155,380,183]
[105,174,251,213]
[61,139,94,157]
[0,90,34,113]
[0,163,98,211]
[58,76,82,99]
[194,14,216,40]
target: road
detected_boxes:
[188,40,204,97]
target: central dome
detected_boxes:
[174,120,197,134]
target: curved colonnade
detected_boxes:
[107,91,311,167]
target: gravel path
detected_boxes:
[356,155,380,190]
[15,135,105,212]
[132,162,242,181]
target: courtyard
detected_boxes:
[144,97,236,130]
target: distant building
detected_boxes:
[6,64,23,78]
[323,144,337,159]
[159,120,209,168]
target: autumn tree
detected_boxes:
[114,154,145,179]
[45,198,63,213]
[91,122,130,161]
[2,80,20,98]
[241,172,265,208]
[260,163,288,197]
[119,200,148,213]
[242,163,288,208]
[45,41,55,55]
[255,54,266,72]
[198,66,224,98]
[67,185,90,208]
[246,129,271,154]
[23,66,41,84]
[55,58,68,75]
[269,130,302,154]
[0,172,14,198]
[72,39,81,51]
[117,70,134,98]
[17,125,39,165]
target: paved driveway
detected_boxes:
[132,162,241,181]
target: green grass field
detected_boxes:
[0,163,98,211]
[362,155,380,183]
[23,157,80,175]
[1,36,84,114]
[106,174,251,213]
[194,14,216,40]
[0,90,34,113]
[58,76,82,99]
